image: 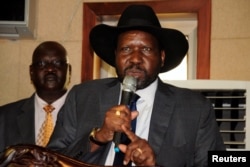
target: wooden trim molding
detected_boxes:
[82,0,211,82]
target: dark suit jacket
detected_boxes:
[0,94,36,153]
[48,78,225,167]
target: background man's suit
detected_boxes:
[48,78,225,167]
[0,95,36,153]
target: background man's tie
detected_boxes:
[113,94,140,165]
[36,104,55,147]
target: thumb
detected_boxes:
[131,111,139,120]
[118,144,127,153]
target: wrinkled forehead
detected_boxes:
[116,29,162,49]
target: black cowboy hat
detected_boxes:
[89,4,189,73]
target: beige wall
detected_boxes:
[0,0,250,105]
[211,0,250,80]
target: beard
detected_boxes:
[116,64,158,90]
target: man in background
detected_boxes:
[0,41,71,153]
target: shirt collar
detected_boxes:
[34,91,68,109]
[135,78,158,105]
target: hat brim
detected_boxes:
[89,24,189,73]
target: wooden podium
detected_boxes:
[0,144,102,167]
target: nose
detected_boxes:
[45,63,56,72]
[129,50,142,64]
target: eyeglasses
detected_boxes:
[32,60,67,69]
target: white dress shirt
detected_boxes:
[105,79,158,165]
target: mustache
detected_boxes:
[44,73,57,80]
[124,64,145,73]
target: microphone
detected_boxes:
[113,75,137,152]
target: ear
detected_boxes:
[68,64,72,75]
[160,50,166,67]
[67,64,72,85]
[29,65,33,77]
[29,65,34,83]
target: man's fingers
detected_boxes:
[131,111,139,120]
[121,124,137,142]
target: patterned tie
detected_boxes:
[113,94,140,165]
[36,104,55,147]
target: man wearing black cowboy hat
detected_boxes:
[48,4,225,167]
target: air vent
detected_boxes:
[165,80,250,150]
[195,89,246,150]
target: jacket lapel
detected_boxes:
[17,95,35,143]
[148,80,175,155]
[100,79,121,113]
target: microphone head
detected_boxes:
[122,75,137,92]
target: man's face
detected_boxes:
[30,53,69,93]
[115,30,165,89]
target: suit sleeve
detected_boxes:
[47,88,78,152]
[47,84,111,164]
[194,99,225,166]
[0,109,5,153]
